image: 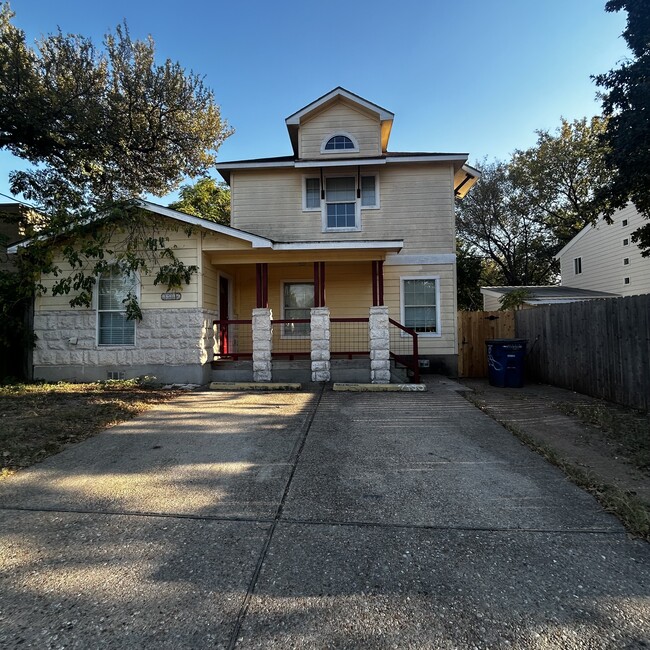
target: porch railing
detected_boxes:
[389,318,420,384]
[330,317,370,358]
[271,319,311,359]
[213,319,253,360]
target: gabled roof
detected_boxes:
[285,87,394,156]
[7,200,275,252]
[7,200,403,254]
[554,221,596,259]
[481,285,619,304]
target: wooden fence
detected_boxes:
[515,294,650,411]
[457,310,515,378]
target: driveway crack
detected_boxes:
[227,383,325,650]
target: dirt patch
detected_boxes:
[461,379,650,539]
[0,381,182,478]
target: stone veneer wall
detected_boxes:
[32,308,218,384]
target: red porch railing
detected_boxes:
[271,319,311,359]
[213,319,253,360]
[330,317,370,358]
[389,318,420,384]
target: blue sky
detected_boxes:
[1,0,629,205]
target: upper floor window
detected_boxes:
[303,174,380,230]
[573,257,582,275]
[622,219,628,227]
[320,132,359,153]
[97,267,138,345]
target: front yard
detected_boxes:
[0,380,181,479]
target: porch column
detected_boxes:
[369,306,391,384]
[371,261,384,306]
[310,307,331,382]
[256,263,268,308]
[313,262,326,307]
[252,307,272,382]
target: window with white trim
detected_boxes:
[623,257,630,266]
[574,257,582,274]
[325,135,355,150]
[623,237,630,246]
[624,277,631,285]
[302,174,379,221]
[622,219,628,227]
[283,282,313,337]
[400,277,440,335]
[97,268,138,345]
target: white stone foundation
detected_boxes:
[32,308,217,384]
[310,307,331,382]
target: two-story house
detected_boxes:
[556,203,650,296]
[481,203,649,310]
[16,88,479,384]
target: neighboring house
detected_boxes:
[481,286,618,311]
[556,203,650,297]
[12,87,479,383]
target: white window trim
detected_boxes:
[302,175,321,212]
[321,173,362,233]
[320,131,360,154]
[360,173,380,210]
[280,280,314,340]
[623,257,630,266]
[399,275,442,338]
[623,238,630,246]
[303,173,380,218]
[95,267,140,347]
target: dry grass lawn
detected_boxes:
[0,380,181,479]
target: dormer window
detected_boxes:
[321,132,359,153]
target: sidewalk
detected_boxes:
[1,381,649,648]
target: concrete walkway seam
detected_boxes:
[227,384,326,650]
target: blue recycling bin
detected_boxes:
[485,339,527,388]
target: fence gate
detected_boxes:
[457,310,515,378]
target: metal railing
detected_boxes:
[330,317,370,358]
[389,318,420,383]
[213,319,253,360]
[271,319,311,359]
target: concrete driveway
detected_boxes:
[1,379,649,649]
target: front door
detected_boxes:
[219,276,230,355]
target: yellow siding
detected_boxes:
[299,100,381,158]
[384,264,457,355]
[36,223,202,311]
[230,163,455,255]
[202,252,218,310]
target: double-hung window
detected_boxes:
[303,174,379,229]
[283,282,313,337]
[325,177,357,229]
[573,257,582,275]
[401,277,440,335]
[97,268,138,345]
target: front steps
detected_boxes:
[211,358,376,384]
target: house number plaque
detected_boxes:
[161,292,182,301]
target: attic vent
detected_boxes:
[107,371,126,381]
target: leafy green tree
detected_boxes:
[0,3,232,315]
[169,178,231,225]
[594,0,650,255]
[456,160,558,287]
[456,240,483,311]
[498,289,532,311]
[510,117,611,246]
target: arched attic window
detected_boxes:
[321,133,359,153]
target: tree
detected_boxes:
[456,160,558,287]
[510,116,611,247]
[456,240,483,311]
[169,178,231,225]
[594,0,650,255]
[0,3,232,315]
